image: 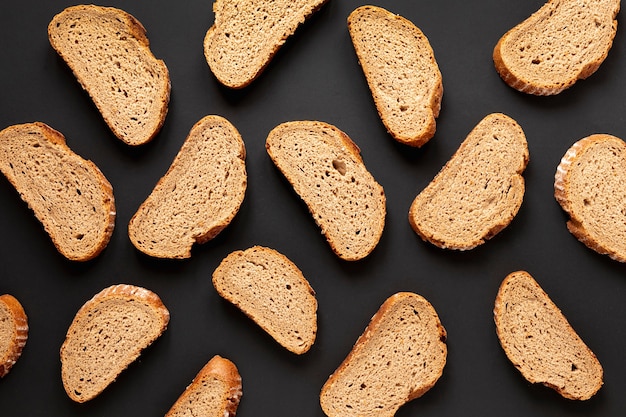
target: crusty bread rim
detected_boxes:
[0,294,28,378]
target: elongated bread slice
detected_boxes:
[266,121,386,261]
[408,113,528,250]
[48,5,170,145]
[204,0,329,88]
[0,122,115,261]
[60,284,170,403]
[348,5,443,147]
[128,115,247,259]
[493,0,620,95]
[554,134,626,262]
[320,292,447,417]
[0,294,28,378]
[166,355,242,417]
[494,271,603,400]
[212,246,317,354]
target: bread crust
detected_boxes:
[0,294,28,378]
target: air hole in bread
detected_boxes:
[332,159,347,175]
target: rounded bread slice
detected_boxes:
[128,115,247,259]
[319,292,447,417]
[348,5,443,147]
[60,284,170,403]
[165,355,243,417]
[408,113,528,250]
[0,294,28,378]
[212,246,317,354]
[494,271,603,400]
[493,0,620,95]
[554,134,626,262]
[266,121,386,261]
[0,122,115,261]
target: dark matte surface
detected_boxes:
[0,1,625,416]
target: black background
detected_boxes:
[1,0,625,416]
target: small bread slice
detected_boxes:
[48,5,170,145]
[493,0,620,95]
[494,271,603,400]
[0,122,115,261]
[212,246,317,354]
[165,355,243,417]
[204,0,329,88]
[266,121,386,261]
[348,5,443,147]
[0,294,28,378]
[128,115,247,259]
[554,134,626,262]
[408,113,528,250]
[319,292,447,417]
[60,284,170,403]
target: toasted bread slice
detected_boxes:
[320,292,447,417]
[128,115,247,259]
[0,122,115,261]
[0,294,28,378]
[203,0,328,88]
[409,113,528,250]
[60,284,170,403]
[348,5,443,147]
[266,121,386,261]
[212,246,317,354]
[493,0,620,95]
[494,271,603,400]
[48,5,170,145]
[555,134,626,262]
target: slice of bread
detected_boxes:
[212,246,317,354]
[203,0,329,88]
[0,294,28,378]
[165,355,242,417]
[408,113,528,250]
[494,271,603,400]
[266,121,386,261]
[493,0,620,95]
[555,134,626,262]
[60,284,170,403]
[0,122,115,261]
[128,115,247,259]
[48,5,170,145]
[319,292,447,417]
[348,5,443,147]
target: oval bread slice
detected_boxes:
[0,294,28,378]
[48,5,170,145]
[554,134,626,262]
[266,121,386,261]
[204,0,329,89]
[348,5,443,147]
[128,115,247,259]
[493,0,620,95]
[212,246,317,354]
[60,284,170,403]
[0,122,115,261]
[319,292,447,417]
[494,271,603,400]
[408,113,528,250]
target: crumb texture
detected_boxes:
[212,246,317,354]
[320,292,447,417]
[48,5,170,145]
[129,115,247,259]
[348,5,442,147]
[60,284,170,402]
[494,271,603,400]
[0,294,28,378]
[409,113,528,250]
[493,0,620,95]
[266,121,386,261]
[0,122,115,261]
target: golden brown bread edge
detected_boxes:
[0,294,28,378]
